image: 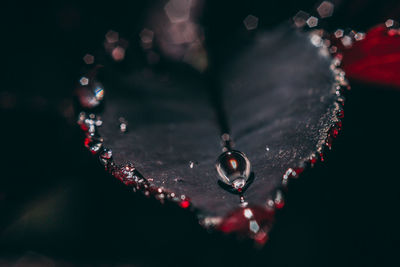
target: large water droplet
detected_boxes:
[216,150,251,191]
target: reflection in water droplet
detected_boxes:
[232,178,246,190]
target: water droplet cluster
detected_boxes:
[76,97,192,212]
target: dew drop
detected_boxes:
[99,148,113,165]
[119,117,128,133]
[76,82,105,109]
[83,54,94,65]
[243,208,253,219]
[385,19,394,28]
[306,16,318,28]
[274,190,285,209]
[189,161,195,169]
[334,29,344,39]
[87,139,103,154]
[105,30,119,44]
[216,150,251,192]
[293,10,310,28]
[79,77,89,86]
[243,15,259,31]
[180,199,190,209]
[316,1,334,19]
[249,220,260,233]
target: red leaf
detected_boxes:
[341,25,400,88]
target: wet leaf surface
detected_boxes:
[96,25,339,220]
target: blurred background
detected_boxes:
[1,0,400,266]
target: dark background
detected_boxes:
[1,0,400,266]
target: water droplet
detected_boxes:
[310,34,322,47]
[115,163,139,185]
[85,137,103,154]
[293,10,310,28]
[243,208,253,219]
[83,54,94,64]
[78,112,86,123]
[99,148,112,165]
[105,30,119,44]
[334,29,344,38]
[385,19,395,28]
[232,178,246,190]
[243,15,259,31]
[189,161,195,168]
[306,16,318,28]
[267,199,275,208]
[122,163,135,175]
[140,28,154,49]
[216,150,251,192]
[95,117,103,127]
[173,177,183,183]
[274,190,285,209]
[316,1,334,19]
[76,82,105,109]
[164,0,191,23]
[119,117,128,133]
[79,77,89,86]
[180,199,190,209]
[354,32,365,41]
[239,195,248,207]
[100,148,112,159]
[310,155,317,165]
[341,35,352,48]
[112,46,125,61]
[249,220,260,233]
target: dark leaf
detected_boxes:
[77,24,341,242]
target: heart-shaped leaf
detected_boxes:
[76,24,344,244]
